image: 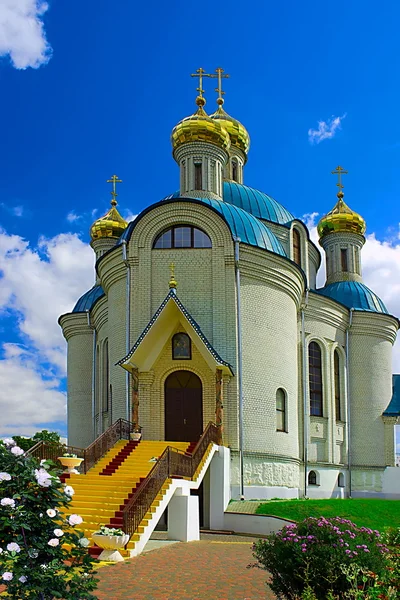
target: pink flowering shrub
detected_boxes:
[251,516,391,599]
[0,439,98,599]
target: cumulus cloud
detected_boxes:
[0,229,94,435]
[66,211,82,223]
[308,114,346,145]
[122,210,137,223]
[0,0,52,69]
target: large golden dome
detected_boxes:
[171,97,231,154]
[210,100,250,157]
[317,192,366,239]
[90,200,128,241]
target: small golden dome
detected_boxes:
[210,100,250,157]
[171,97,231,153]
[90,200,128,241]
[317,192,366,238]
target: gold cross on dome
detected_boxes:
[190,68,212,97]
[331,165,348,191]
[107,174,122,206]
[210,67,230,100]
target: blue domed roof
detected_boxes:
[119,196,287,257]
[73,285,105,313]
[316,281,388,314]
[165,182,294,225]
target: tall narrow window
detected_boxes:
[293,229,301,266]
[309,342,323,416]
[341,248,348,271]
[308,470,317,485]
[276,388,287,432]
[194,163,202,190]
[232,160,238,182]
[103,339,109,412]
[334,350,341,421]
[355,247,360,274]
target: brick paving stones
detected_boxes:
[95,536,275,600]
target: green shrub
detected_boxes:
[0,438,98,599]
[251,516,391,599]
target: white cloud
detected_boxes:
[308,114,346,145]
[0,229,94,435]
[66,211,82,223]
[13,206,23,217]
[122,210,137,223]
[0,0,52,69]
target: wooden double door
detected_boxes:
[165,370,203,442]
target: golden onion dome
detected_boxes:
[317,192,366,239]
[90,200,128,241]
[171,96,231,153]
[210,99,250,156]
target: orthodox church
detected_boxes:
[59,69,400,500]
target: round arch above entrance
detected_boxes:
[164,370,203,442]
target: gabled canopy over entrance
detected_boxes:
[117,290,233,376]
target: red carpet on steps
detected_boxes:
[99,440,140,476]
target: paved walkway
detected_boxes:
[95,534,275,600]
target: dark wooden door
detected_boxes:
[165,371,203,442]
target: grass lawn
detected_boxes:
[255,498,400,531]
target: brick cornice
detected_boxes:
[59,313,92,341]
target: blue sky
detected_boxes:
[0,0,399,450]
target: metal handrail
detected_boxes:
[122,422,219,538]
[25,419,135,473]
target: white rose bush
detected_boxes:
[0,439,98,599]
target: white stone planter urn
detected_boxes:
[57,457,83,475]
[91,533,130,562]
[130,432,142,441]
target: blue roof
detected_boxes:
[383,375,400,416]
[165,181,294,225]
[316,281,388,314]
[72,285,105,313]
[119,196,287,256]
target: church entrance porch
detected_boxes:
[165,370,202,442]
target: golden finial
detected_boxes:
[169,262,177,290]
[210,67,230,105]
[331,165,348,199]
[107,174,122,206]
[191,68,213,105]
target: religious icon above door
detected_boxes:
[172,333,191,360]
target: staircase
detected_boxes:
[62,440,190,556]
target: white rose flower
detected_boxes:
[54,529,63,537]
[64,485,75,497]
[10,446,24,456]
[2,438,15,447]
[0,473,11,482]
[48,538,59,547]
[78,537,90,547]
[46,509,57,518]
[34,468,52,488]
[1,498,15,508]
[68,514,83,526]
[6,543,20,553]
[40,459,50,469]
[2,572,13,581]
[19,575,27,583]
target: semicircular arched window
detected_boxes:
[308,470,317,485]
[153,226,212,249]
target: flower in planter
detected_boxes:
[94,525,126,537]
[62,453,78,458]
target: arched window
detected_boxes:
[172,333,191,360]
[153,226,212,249]
[309,342,323,416]
[95,344,100,415]
[194,162,203,190]
[232,160,238,182]
[293,229,301,266]
[341,248,348,271]
[334,350,341,421]
[308,470,317,485]
[276,388,287,432]
[337,472,345,487]
[103,339,109,413]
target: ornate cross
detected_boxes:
[331,165,348,191]
[190,68,212,97]
[210,67,230,101]
[107,174,122,205]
